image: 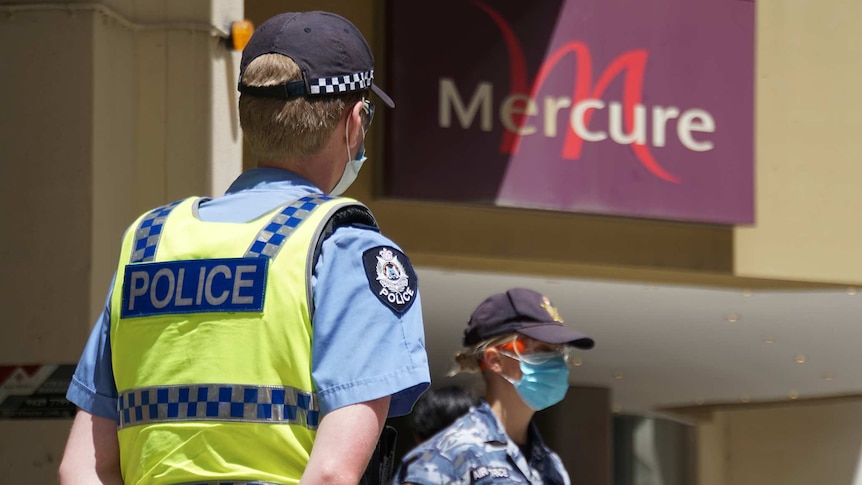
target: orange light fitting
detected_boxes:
[230,20,254,51]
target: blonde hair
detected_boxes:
[449,334,518,376]
[239,54,364,162]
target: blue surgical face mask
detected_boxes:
[329,101,371,196]
[501,355,570,411]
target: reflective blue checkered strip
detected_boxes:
[245,194,333,259]
[130,199,184,263]
[309,70,373,95]
[117,383,319,430]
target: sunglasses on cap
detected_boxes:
[492,335,570,366]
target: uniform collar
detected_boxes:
[526,420,550,462]
[225,168,321,194]
[475,400,550,481]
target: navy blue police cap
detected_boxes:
[464,288,594,349]
[238,11,395,108]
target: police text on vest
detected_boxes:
[121,258,268,318]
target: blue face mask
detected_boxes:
[329,145,365,196]
[330,99,373,196]
[502,355,570,411]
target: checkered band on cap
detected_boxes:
[131,199,184,263]
[309,70,373,96]
[245,194,333,259]
[118,383,319,430]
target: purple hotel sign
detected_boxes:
[384,0,754,224]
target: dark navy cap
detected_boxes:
[464,288,594,349]
[238,11,395,108]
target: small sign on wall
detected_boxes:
[0,365,77,419]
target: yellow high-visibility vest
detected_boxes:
[110,194,371,484]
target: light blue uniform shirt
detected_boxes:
[67,168,430,420]
[395,401,570,484]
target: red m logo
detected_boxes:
[473,0,685,183]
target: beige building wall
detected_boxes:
[695,398,862,485]
[0,8,95,480]
[735,0,862,286]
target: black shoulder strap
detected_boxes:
[307,203,378,321]
[311,204,378,268]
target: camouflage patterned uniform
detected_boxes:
[394,401,570,484]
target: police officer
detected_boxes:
[395,288,594,484]
[59,11,430,484]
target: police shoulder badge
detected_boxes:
[362,246,418,315]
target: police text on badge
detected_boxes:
[121,258,267,318]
